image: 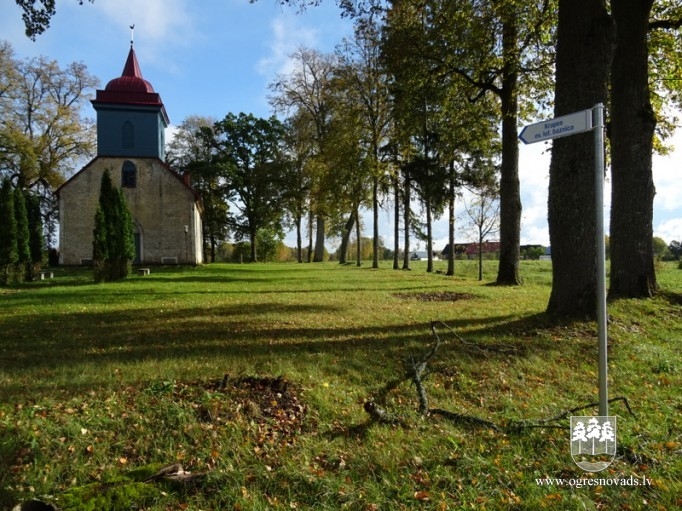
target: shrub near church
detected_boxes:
[92,170,135,282]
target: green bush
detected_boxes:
[92,170,135,282]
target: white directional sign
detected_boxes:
[518,109,593,144]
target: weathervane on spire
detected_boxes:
[130,24,135,47]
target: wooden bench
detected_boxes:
[137,268,150,276]
[40,271,54,280]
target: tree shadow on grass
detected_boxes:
[659,290,682,306]
[0,296,593,403]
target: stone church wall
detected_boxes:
[59,157,202,265]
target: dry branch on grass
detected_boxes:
[363,321,635,433]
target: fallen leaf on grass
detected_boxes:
[414,491,431,501]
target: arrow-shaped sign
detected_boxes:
[519,109,593,144]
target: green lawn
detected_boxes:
[1,261,680,510]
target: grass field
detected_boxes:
[1,260,680,510]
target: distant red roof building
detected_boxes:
[464,241,500,256]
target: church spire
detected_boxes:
[121,45,144,80]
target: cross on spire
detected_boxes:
[130,24,135,47]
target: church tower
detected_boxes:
[57,41,203,267]
[91,45,169,160]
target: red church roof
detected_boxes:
[105,46,155,94]
[92,46,169,123]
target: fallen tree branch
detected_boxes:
[429,408,501,431]
[364,321,637,437]
[405,323,444,414]
[505,396,636,432]
[363,401,408,427]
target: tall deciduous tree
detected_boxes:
[608,1,682,299]
[166,115,230,263]
[0,43,98,188]
[269,48,337,262]
[1,42,97,254]
[382,0,439,272]
[462,183,500,281]
[213,113,291,263]
[547,0,615,316]
[335,13,392,268]
[325,96,374,266]
[608,0,657,299]
[282,113,316,263]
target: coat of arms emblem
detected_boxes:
[570,416,617,472]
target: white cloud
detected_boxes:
[257,15,321,78]
[67,0,196,77]
[90,0,193,46]
[653,128,682,213]
[655,217,682,244]
[165,124,180,146]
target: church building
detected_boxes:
[57,43,203,266]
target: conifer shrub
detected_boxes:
[92,170,135,282]
[0,178,18,285]
[13,186,31,280]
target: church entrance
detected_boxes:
[133,221,143,264]
[134,233,141,264]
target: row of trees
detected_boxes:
[268,0,682,317]
[9,1,682,316]
[169,0,680,317]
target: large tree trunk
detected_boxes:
[393,173,400,270]
[608,0,657,299]
[478,238,483,282]
[447,162,455,277]
[249,227,258,263]
[355,205,362,267]
[338,212,355,264]
[426,199,433,273]
[372,176,380,268]
[307,209,314,263]
[496,12,522,286]
[402,170,411,270]
[313,215,326,262]
[547,0,615,316]
[295,213,303,263]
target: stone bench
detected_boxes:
[40,271,54,280]
[137,268,151,276]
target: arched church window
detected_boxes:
[122,161,137,188]
[122,121,134,148]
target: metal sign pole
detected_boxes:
[593,103,608,417]
[519,104,609,417]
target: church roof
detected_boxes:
[92,46,169,124]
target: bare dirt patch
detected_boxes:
[393,291,476,302]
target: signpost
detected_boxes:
[519,104,609,417]
[518,108,593,144]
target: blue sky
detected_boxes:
[1,0,680,249]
